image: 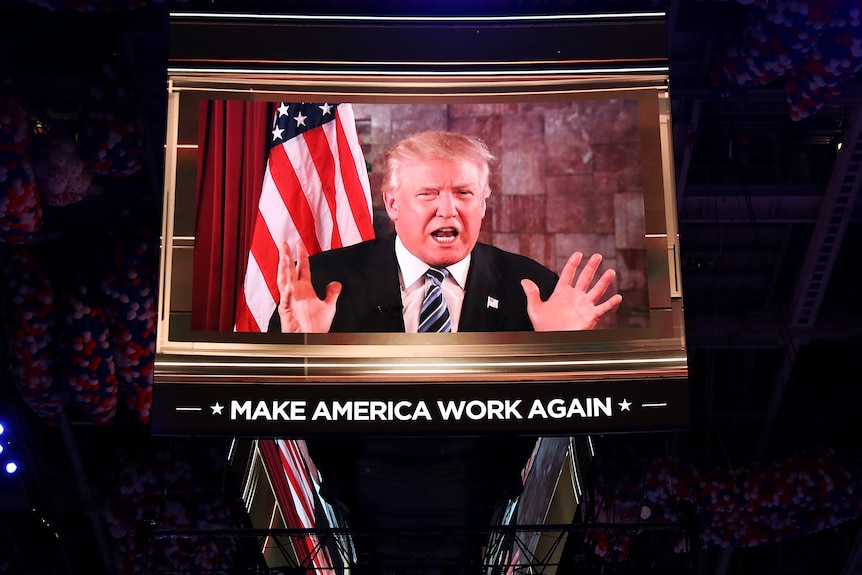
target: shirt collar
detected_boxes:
[394,235,470,290]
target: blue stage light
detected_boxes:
[5,461,18,474]
[0,444,3,456]
[0,422,5,436]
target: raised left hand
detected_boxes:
[521,251,623,331]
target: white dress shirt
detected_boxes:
[394,236,470,333]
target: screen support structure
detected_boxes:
[156,11,688,438]
[156,11,689,573]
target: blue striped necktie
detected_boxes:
[418,267,451,333]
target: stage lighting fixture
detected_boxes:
[5,461,18,474]
[0,422,5,436]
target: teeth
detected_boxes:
[433,235,456,244]
[432,229,458,243]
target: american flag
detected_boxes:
[235,102,374,332]
[259,438,342,574]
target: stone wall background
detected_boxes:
[353,99,648,329]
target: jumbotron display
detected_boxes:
[153,11,688,436]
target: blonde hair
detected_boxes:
[381,131,496,198]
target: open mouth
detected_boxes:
[431,228,459,243]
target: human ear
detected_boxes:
[383,190,399,221]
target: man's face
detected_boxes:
[384,157,487,267]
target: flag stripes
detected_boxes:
[235,103,374,332]
[276,439,316,531]
[258,438,337,574]
[334,105,374,240]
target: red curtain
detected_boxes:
[191,100,271,331]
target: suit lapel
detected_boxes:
[460,243,503,332]
[346,234,406,332]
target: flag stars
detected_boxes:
[319,103,333,116]
[277,102,290,117]
[272,125,285,141]
[294,111,308,127]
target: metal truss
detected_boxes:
[139,522,684,574]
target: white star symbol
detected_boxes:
[294,111,307,127]
[319,103,333,116]
[272,125,285,141]
[211,402,224,415]
[619,399,632,412]
[277,102,289,117]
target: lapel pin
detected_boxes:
[487,296,499,309]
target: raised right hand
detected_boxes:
[276,242,341,333]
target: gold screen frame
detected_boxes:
[154,12,688,435]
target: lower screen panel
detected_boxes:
[151,378,689,436]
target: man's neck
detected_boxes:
[393,235,471,290]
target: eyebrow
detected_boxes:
[416,181,477,192]
[452,181,477,190]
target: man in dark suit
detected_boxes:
[272,130,622,574]
[273,130,622,334]
[280,233,555,333]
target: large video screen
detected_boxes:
[153,12,689,436]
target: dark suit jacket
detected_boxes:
[287,232,558,333]
[281,234,551,532]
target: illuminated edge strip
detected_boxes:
[170,12,666,22]
[641,402,669,408]
[569,439,582,504]
[170,86,664,100]
[159,368,686,375]
[171,58,665,68]
[168,66,669,77]
[156,355,687,370]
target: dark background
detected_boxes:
[2,0,862,574]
